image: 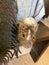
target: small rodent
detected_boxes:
[18,17,38,48]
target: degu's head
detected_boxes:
[17,17,38,48]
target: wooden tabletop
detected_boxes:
[41,18,49,28]
[8,46,49,65]
[35,22,49,43]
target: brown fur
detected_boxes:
[17,18,38,48]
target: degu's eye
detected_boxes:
[23,34,25,37]
[33,36,35,39]
[32,35,35,40]
[17,23,19,26]
[22,31,28,38]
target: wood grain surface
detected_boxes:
[8,45,49,65]
[35,22,49,43]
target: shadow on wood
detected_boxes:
[30,22,49,62]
